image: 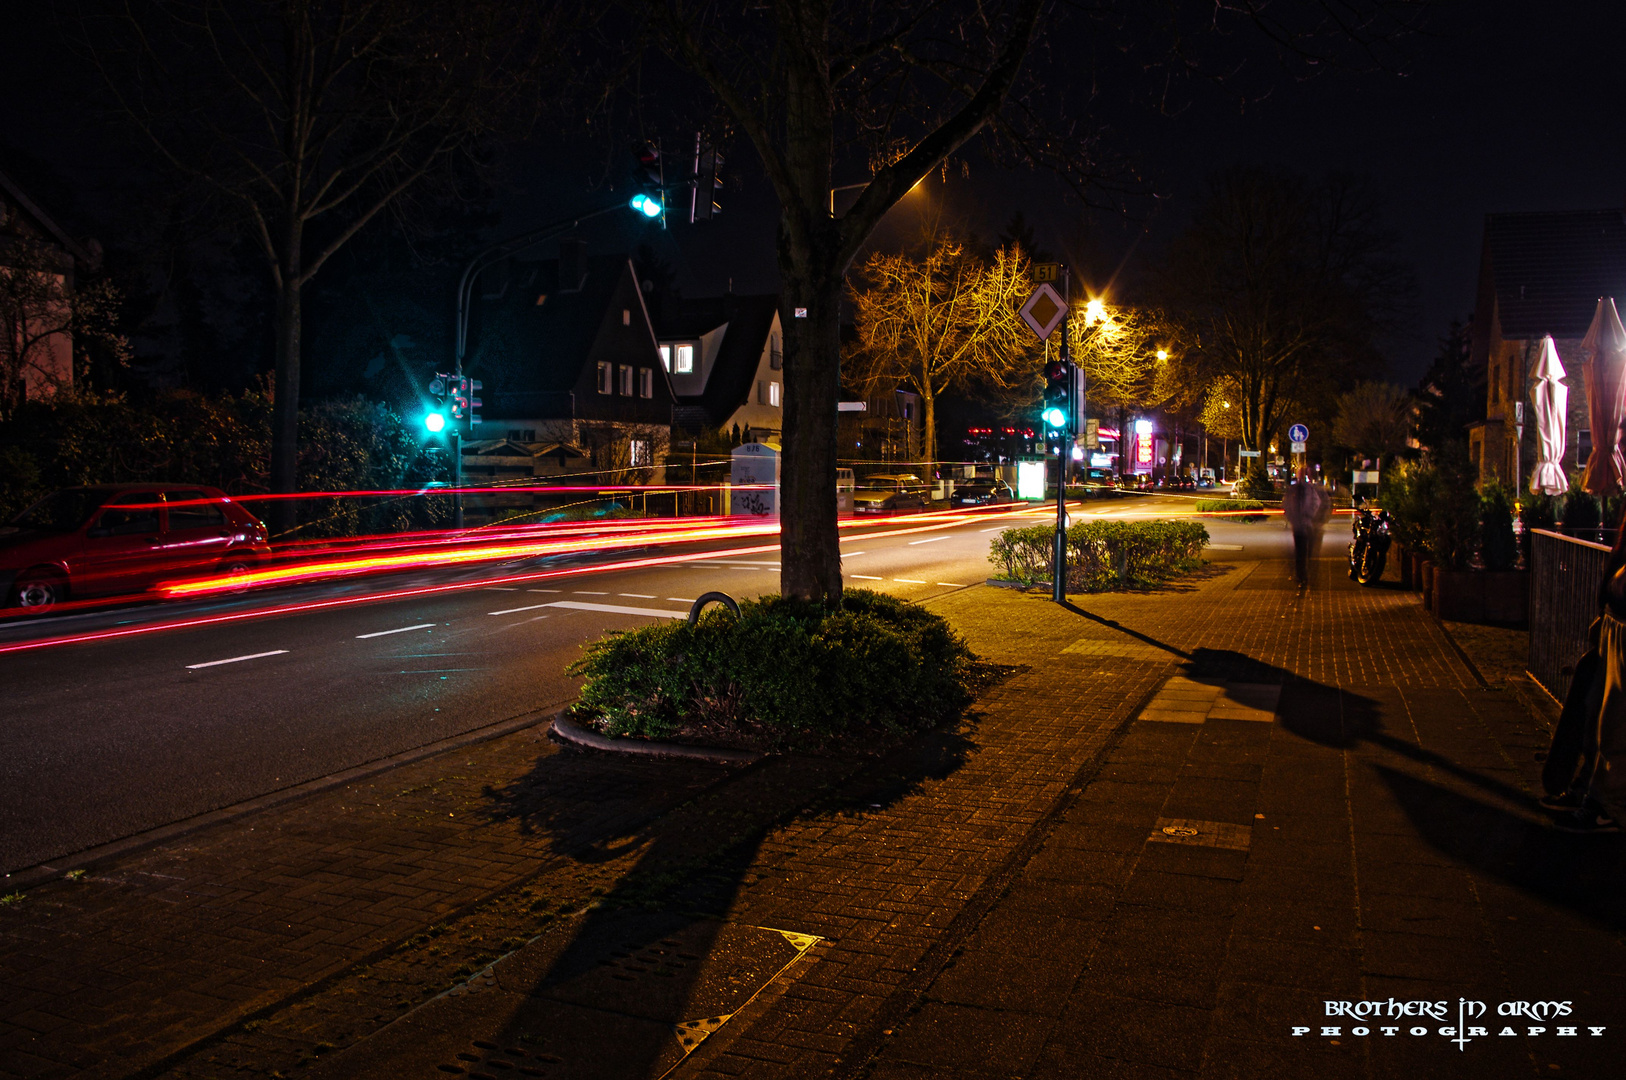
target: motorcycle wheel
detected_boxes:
[1348,542,1363,580]
[1357,548,1385,586]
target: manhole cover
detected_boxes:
[1161,825,1200,837]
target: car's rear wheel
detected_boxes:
[12,570,67,615]
[218,557,256,593]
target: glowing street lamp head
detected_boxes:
[424,411,446,433]
[1084,298,1106,325]
[1156,349,1169,361]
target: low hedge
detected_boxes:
[566,589,976,746]
[989,519,1210,591]
[1192,499,1265,513]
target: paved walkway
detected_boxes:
[2,554,1620,1080]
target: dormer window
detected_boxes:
[660,342,696,374]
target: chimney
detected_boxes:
[558,239,587,292]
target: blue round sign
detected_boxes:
[1288,424,1309,443]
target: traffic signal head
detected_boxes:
[1042,360,1071,432]
[424,374,450,434]
[630,142,665,224]
[692,146,723,222]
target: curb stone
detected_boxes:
[549,712,763,765]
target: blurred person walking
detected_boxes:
[1283,468,1330,589]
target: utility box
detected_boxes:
[731,442,780,517]
[836,467,855,518]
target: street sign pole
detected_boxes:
[1054,266,1072,604]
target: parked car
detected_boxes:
[1197,469,1217,489]
[852,473,930,513]
[1,484,272,615]
[1081,468,1114,487]
[949,479,1015,508]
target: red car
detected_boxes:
[1,484,272,614]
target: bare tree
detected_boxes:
[1332,380,1412,462]
[85,0,556,531]
[1157,167,1409,472]
[848,240,1034,468]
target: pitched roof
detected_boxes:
[657,293,780,426]
[1483,210,1626,339]
[0,165,95,266]
[468,253,625,395]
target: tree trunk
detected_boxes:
[922,383,937,479]
[268,226,302,537]
[779,266,843,604]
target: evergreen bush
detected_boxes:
[566,590,976,746]
[988,519,1209,590]
[1478,484,1518,572]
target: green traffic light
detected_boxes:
[630,194,662,218]
[424,411,446,433]
[1042,406,1067,429]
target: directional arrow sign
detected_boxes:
[1019,283,1068,342]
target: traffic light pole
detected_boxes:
[1054,267,1071,604]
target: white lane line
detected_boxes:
[574,591,610,595]
[908,536,948,545]
[356,623,437,639]
[980,527,1007,533]
[894,579,926,584]
[667,598,698,603]
[543,601,685,619]
[842,551,865,557]
[619,593,657,599]
[936,583,965,588]
[187,650,289,670]
[485,587,519,591]
[851,575,883,580]
[1207,543,1244,551]
[527,588,562,593]
[488,603,556,616]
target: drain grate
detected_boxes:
[1148,816,1252,851]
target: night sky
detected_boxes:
[3,0,1621,388]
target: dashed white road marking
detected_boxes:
[894,579,926,584]
[488,603,556,616]
[841,551,865,557]
[356,623,437,639]
[980,527,1007,533]
[851,575,883,580]
[619,593,657,599]
[574,591,609,595]
[543,601,685,619]
[187,650,289,670]
[936,583,965,588]
[908,536,948,545]
[667,598,698,603]
[1206,543,1244,550]
[485,587,519,591]
[527,588,562,593]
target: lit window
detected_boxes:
[675,343,695,373]
[630,438,651,467]
[659,345,671,371]
[769,381,781,407]
[640,368,654,398]
[597,361,613,394]
[622,308,631,326]
[619,365,634,395]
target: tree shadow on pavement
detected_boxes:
[439,720,977,1079]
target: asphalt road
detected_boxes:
[0,495,1311,876]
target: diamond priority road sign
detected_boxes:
[1019,283,1068,341]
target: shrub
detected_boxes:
[1193,499,1264,513]
[1235,463,1276,501]
[1562,480,1601,535]
[566,589,976,746]
[1478,484,1518,571]
[988,519,1209,591]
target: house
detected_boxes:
[1467,209,1626,485]
[0,165,98,405]
[463,244,677,483]
[656,292,786,441]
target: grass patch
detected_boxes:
[567,589,977,750]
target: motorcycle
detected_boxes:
[1348,501,1392,586]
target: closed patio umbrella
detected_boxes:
[1530,335,1569,496]
[1581,297,1626,496]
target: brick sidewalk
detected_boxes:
[5,555,1620,1080]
